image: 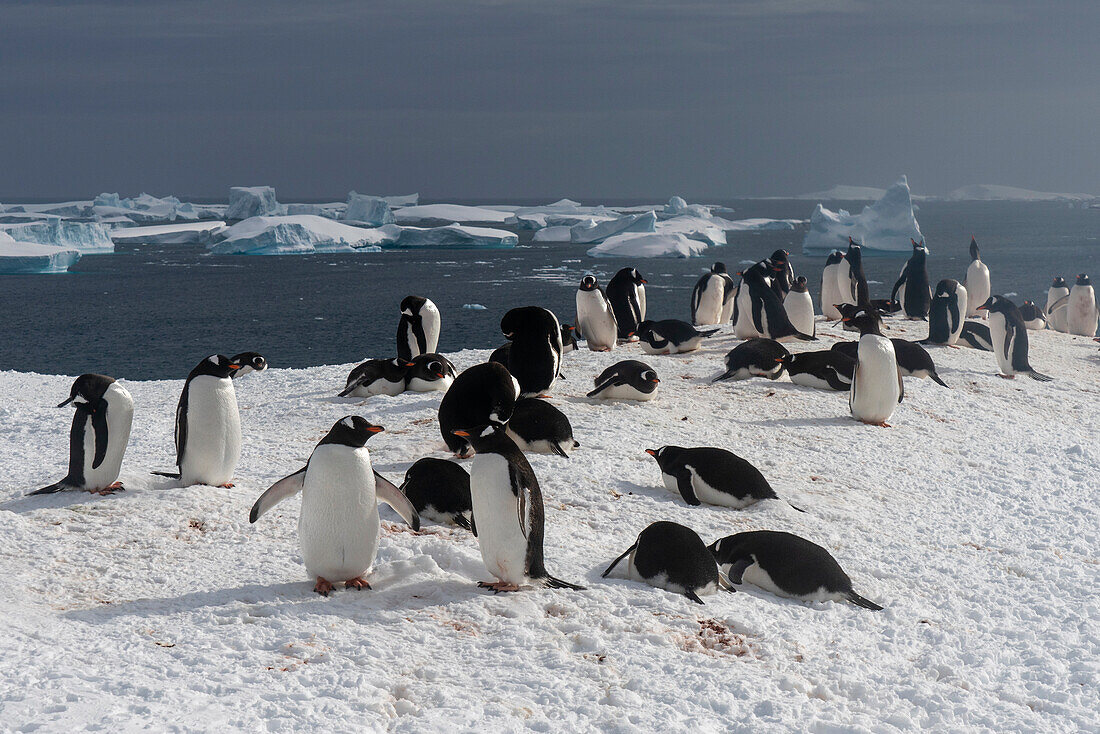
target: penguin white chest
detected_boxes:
[298,445,380,582]
[966,262,990,317]
[421,301,442,353]
[784,291,815,337]
[180,376,241,486]
[733,284,763,338]
[836,261,856,304]
[695,277,724,325]
[987,312,1014,374]
[470,454,529,585]
[1068,286,1098,336]
[576,290,617,350]
[82,384,134,490]
[821,265,842,319]
[850,335,901,424]
[950,285,968,342]
[600,383,656,401]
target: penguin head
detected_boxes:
[230,352,267,377]
[579,275,599,292]
[190,354,240,380]
[969,236,980,261]
[644,445,682,468]
[825,250,844,266]
[976,295,1012,314]
[1076,274,1091,286]
[501,306,558,340]
[631,268,647,284]
[1051,276,1067,288]
[391,357,416,369]
[934,280,957,297]
[634,320,655,339]
[791,276,809,293]
[400,295,428,316]
[841,309,882,336]
[452,423,512,453]
[59,373,116,408]
[711,262,727,274]
[410,354,455,380]
[320,415,384,448]
[769,250,789,269]
[845,242,862,263]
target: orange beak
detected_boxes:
[644,449,657,456]
[366,425,384,434]
[453,429,470,438]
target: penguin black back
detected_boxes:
[400,457,473,531]
[438,362,520,457]
[603,521,725,605]
[606,267,646,339]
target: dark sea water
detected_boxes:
[2,199,1097,380]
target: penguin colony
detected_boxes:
[25,250,1094,610]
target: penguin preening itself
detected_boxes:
[782,350,855,391]
[836,238,870,307]
[454,424,584,593]
[29,374,134,496]
[603,521,734,605]
[635,319,718,355]
[922,279,968,346]
[249,417,420,595]
[891,240,932,319]
[768,249,794,301]
[820,250,844,320]
[501,306,563,396]
[575,275,618,351]
[400,457,473,531]
[438,361,521,458]
[606,267,647,340]
[691,263,731,326]
[845,311,904,427]
[714,339,790,382]
[964,237,991,319]
[505,398,579,457]
[1046,277,1071,333]
[709,531,882,611]
[153,355,242,487]
[1018,301,1048,331]
[339,358,414,397]
[588,360,660,400]
[645,446,803,511]
[406,353,457,392]
[229,352,268,377]
[784,276,816,337]
[397,295,441,361]
[1067,274,1098,337]
[977,296,1053,381]
[736,265,815,342]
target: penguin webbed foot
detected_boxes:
[344,577,372,591]
[89,482,124,496]
[218,483,235,488]
[996,373,1016,380]
[313,578,334,596]
[478,581,520,593]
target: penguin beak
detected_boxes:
[404,361,416,367]
[774,357,785,362]
[976,305,987,311]
[366,425,385,434]
[229,364,241,370]
[644,449,657,457]
[649,378,660,384]
[640,278,648,284]
[453,429,470,438]
[57,396,76,408]
[434,372,446,378]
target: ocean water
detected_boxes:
[2,200,1096,380]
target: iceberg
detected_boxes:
[802,176,923,255]
[383,193,419,207]
[225,186,285,220]
[587,232,708,258]
[109,221,226,245]
[506,199,618,229]
[392,224,517,249]
[208,216,398,255]
[0,232,81,273]
[393,204,513,225]
[662,196,712,219]
[0,219,114,253]
[794,185,888,200]
[285,203,342,218]
[725,218,801,231]
[570,211,657,244]
[654,215,728,246]
[342,192,395,225]
[93,192,223,223]
[941,184,1097,202]
[532,225,574,243]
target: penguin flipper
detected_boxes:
[794,331,816,341]
[91,401,110,469]
[727,557,752,584]
[602,541,638,577]
[27,480,68,496]
[151,470,181,479]
[375,471,421,530]
[338,376,365,398]
[249,466,306,523]
[586,375,624,398]
[930,371,950,388]
[846,591,884,611]
[685,589,706,605]
[897,367,905,404]
[674,468,701,506]
[697,328,720,338]
[717,571,738,592]
[1027,370,1054,382]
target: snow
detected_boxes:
[392,224,518,249]
[208,216,398,255]
[109,222,226,245]
[0,219,114,253]
[655,215,728,246]
[587,232,709,258]
[225,186,286,220]
[506,200,619,229]
[0,231,81,273]
[569,211,658,244]
[393,204,512,225]
[532,225,574,243]
[940,185,1097,202]
[1,317,1097,731]
[342,192,395,226]
[803,176,923,255]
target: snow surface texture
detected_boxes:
[0,231,81,273]
[586,232,709,258]
[225,186,286,220]
[207,216,397,255]
[1,319,1097,731]
[803,176,923,254]
[109,222,226,246]
[0,219,114,253]
[393,204,512,225]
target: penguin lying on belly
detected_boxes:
[782,350,855,391]
[636,319,718,355]
[645,446,803,512]
[713,339,790,382]
[505,398,578,457]
[400,457,473,531]
[604,521,735,604]
[339,358,414,397]
[588,360,659,400]
[406,353,456,392]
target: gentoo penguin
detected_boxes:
[606,267,647,340]
[229,352,268,377]
[958,321,994,352]
[1018,300,1048,331]
[400,457,472,531]
[869,298,902,315]
[587,360,660,400]
[784,276,815,337]
[603,521,732,605]
[834,321,948,387]
[820,251,845,320]
[977,296,1053,381]
[396,295,441,361]
[691,263,730,326]
[709,531,882,610]
[155,355,242,487]
[1067,274,1098,337]
[836,238,869,307]
[731,259,770,338]
[339,358,413,397]
[502,306,563,396]
[505,398,578,457]
[1046,277,1071,333]
[635,319,718,355]
[922,279,968,345]
[453,424,584,593]
[29,374,134,496]
[438,362,521,458]
[560,324,579,353]
[575,275,618,351]
[645,446,801,510]
[891,240,932,319]
[782,350,855,391]
[768,249,795,301]
[737,265,816,342]
[835,303,868,332]
[406,353,457,392]
[488,343,510,366]
[846,312,904,427]
[964,237,991,319]
[249,416,420,595]
[713,339,790,382]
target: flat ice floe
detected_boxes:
[0,232,81,273]
[587,231,708,257]
[109,221,226,245]
[393,204,513,225]
[803,176,923,254]
[392,223,518,249]
[207,215,398,254]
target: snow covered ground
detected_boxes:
[1,314,1097,731]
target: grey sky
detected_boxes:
[2,0,1097,200]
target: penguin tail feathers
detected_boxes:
[699,328,720,338]
[1027,370,1054,382]
[930,372,950,388]
[787,501,807,513]
[846,591,884,611]
[712,369,737,383]
[337,381,360,398]
[27,481,67,496]
[795,331,817,341]
[151,470,181,479]
[550,442,571,458]
[545,576,586,591]
[685,590,706,605]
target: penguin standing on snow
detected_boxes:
[339,358,413,397]
[1067,274,1098,337]
[1018,301,1047,331]
[406,353,457,392]
[588,360,660,400]
[636,319,718,355]
[249,417,420,595]
[397,296,441,361]
[453,424,584,593]
[709,531,882,610]
[768,249,795,301]
[502,306,563,396]
[737,265,815,342]
[784,276,816,337]
[977,296,1053,381]
[1046,277,1071,333]
[644,446,801,510]
[836,238,870,307]
[400,457,473,531]
[713,339,790,382]
[821,251,845,320]
[833,324,948,387]
[782,350,855,391]
[691,263,730,326]
[438,362,521,458]
[505,398,578,457]
[846,312,904,427]
[922,279,968,345]
[229,352,268,377]
[29,374,134,496]
[603,521,733,605]
[891,240,932,319]
[964,237,991,319]
[575,275,618,351]
[606,268,647,340]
